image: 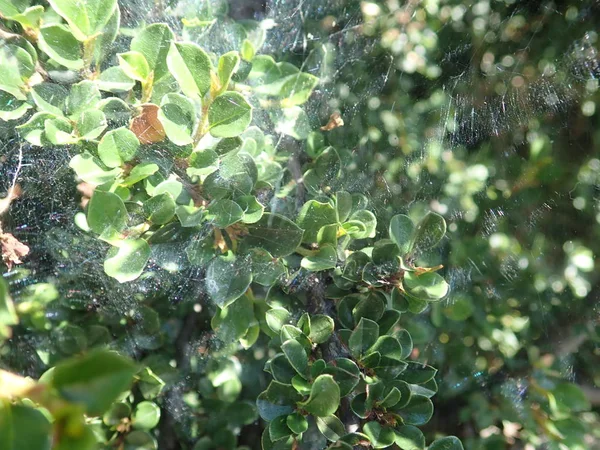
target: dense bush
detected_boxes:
[1,1,599,450]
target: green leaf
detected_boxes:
[315,415,346,442]
[122,162,159,186]
[0,277,18,340]
[87,190,128,237]
[257,381,302,421]
[65,81,101,118]
[144,193,176,224]
[268,354,297,384]
[380,387,402,408]
[412,212,446,251]
[104,239,151,282]
[97,67,135,93]
[301,245,337,271]
[185,234,214,266]
[367,336,403,361]
[428,437,464,450]
[348,318,379,358]
[394,425,426,450]
[336,295,361,329]
[286,413,308,435]
[46,0,118,41]
[187,149,219,177]
[218,51,240,92]
[352,292,386,323]
[323,358,360,397]
[248,55,281,84]
[77,109,107,140]
[269,415,293,441]
[2,4,43,30]
[207,199,243,227]
[299,375,340,417]
[296,200,338,244]
[132,401,161,430]
[130,23,174,82]
[403,272,449,302]
[98,127,140,168]
[241,39,255,61]
[271,106,310,139]
[44,116,77,145]
[158,93,196,146]
[308,315,334,344]
[52,349,137,416]
[282,339,309,376]
[99,97,131,125]
[552,383,591,413]
[166,41,212,98]
[0,43,33,100]
[203,152,256,199]
[401,362,437,384]
[0,404,52,450]
[103,402,131,426]
[250,248,285,286]
[211,294,253,342]
[206,252,252,308]
[69,152,121,185]
[118,51,150,82]
[93,4,119,66]
[38,24,83,69]
[244,213,304,257]
[236,195,265,224]
[0,91,30,121]
[0,0,27,18]
[265,307,292,334]
[397,394,433,426]
[138,368,165,400]
[124,430,157,449]
[280,73,319,107]
[389,214,415,256]
[363,422,396,449]
[208,91,252,138]
[347,210,377,239]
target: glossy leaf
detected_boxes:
[104,239,151,282]
[208,91,252,137]
[296,200,338,244]
[301,245,337,271]
[363,422,396,449]
[131,23,174,81]
[403,271,449,302]
[38,24,83,69]
[205,252,252,308]
[132,401,161,430]
[166,42,212,98]
[118,51,150,82]
[52,349,137,416]
[282,339,309,376]
[348,318,379,358]
[412,212,446,251]
[428,437,464,450]
[389,214,415,256]
[86,190,128,237]
[218,51,240,92]
[394,425,426,450]
[98,127,140,168]
[244,213,304,257]
[299,375,340,417]
[47,0,118,41]
[315,415,345,442]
